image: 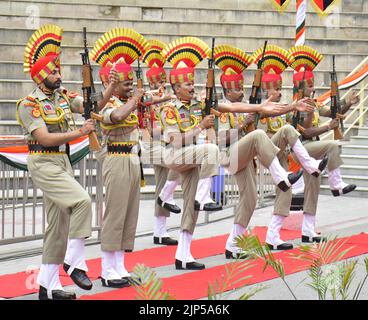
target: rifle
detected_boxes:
[80,27,103,151]
[136,60,146,129]
[291,64,307,134]
[330,55,344,140]
[205,37,218,142]
[247,40,268,133]
[135,59,156,129]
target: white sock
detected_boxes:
[37,264,63,299]
[302,213,319,237]
[115,251,130,278]
[153,216,170,238]
[292,140,320,175]
[266,214,286,246]
[268,157,289,186]
[175,231,194,263]
[101,250,121,280]
[159,180,179,205]
[225,224,246,253]
[64,238,88,275]
[328,167,348,190]
[195,177,214,204]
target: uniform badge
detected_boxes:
[32,108,41,118]
[165,108,177,125]
[43,104,55,115]
[220,113,227,123]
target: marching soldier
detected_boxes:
[160,37,222,270]
[16,25,95,299]
[213,45,317,257]
[90,28,148,287]
[141,40,181,246]
[266,45,358,248]
[250,44,330,250]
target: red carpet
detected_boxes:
[79,233,368,300]
[0,227,300,298]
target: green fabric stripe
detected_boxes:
[0,146,90,171]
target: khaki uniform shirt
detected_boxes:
[100,96,139,144]
[16,86,82,142]
[160,98,205,146]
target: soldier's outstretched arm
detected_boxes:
[218,96,311,114]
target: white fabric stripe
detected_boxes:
[0,137,89,167]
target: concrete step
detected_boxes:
[348,136,368,146]
[339,164,368,176]
[357,127,368,137]
[319,185,368,197]
[3,14,368,40]
[341,145,368,156]
[341,154,368,166]
[0,0,368,25]
[321,174,368,188]
[1,27,368,56]
[0,60,353,87]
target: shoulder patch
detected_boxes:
[31,108,41,118]
[163,106,177,125]
[67,91,80,99]
[220,113,228,123]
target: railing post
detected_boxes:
[359,79,366,127]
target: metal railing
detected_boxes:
[0,148,274,246]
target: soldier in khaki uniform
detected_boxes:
[160,37,222,270]
[90,28,148,288]
[213,45,318,257]
[265,45,358,246]
[16,25,97,300]
[141,40,181,246]
[243,45,329,250]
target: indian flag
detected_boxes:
[0,135,90,171]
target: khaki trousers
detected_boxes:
[141,141,180,218]
[28,154,92,264]
[164,143,219,233]
[299,140,343,215]
[271,125,300,216]
[224,130,279,228]
[101,154,140,251]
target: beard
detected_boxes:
[43,78,62,90]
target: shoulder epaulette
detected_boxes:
[23,102,39,108]
[25,95,36,102]
[67,91,80,99]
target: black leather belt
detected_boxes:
[165,142,197,147]
[107,143,135,154]
[28,142,67,154]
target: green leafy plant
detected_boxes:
[290,237,355,300]
[130,263,175,300]
[236,233,297,299]
[207,257,266,300]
